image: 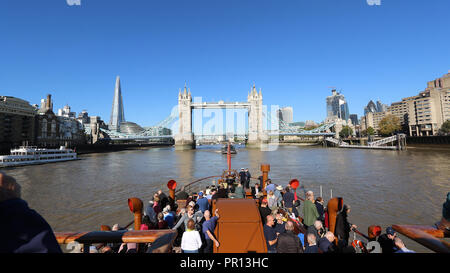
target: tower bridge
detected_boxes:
[103,78,337,147]
[175,84,264,150]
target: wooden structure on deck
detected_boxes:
[212,198,267,253]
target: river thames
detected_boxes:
[4,144,450,253]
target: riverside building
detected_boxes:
[360,72,450,136]
[35,94,85,147]
[0,96,36,152]
[277,107,293,124]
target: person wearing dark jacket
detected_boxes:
[0,172,61,253]
[259,199,272,225]
[377,226,398,253]
[158,190,169,209]
[318,232,336,253]
[251,183,262,198]
[304,233,319,253]
[212,185,228,201]
[334,204,357,249]
[276,221,303,253]
[315,197,325,224]
[244,169,251,189]
[305,220,324,247]
[239,168,246,186]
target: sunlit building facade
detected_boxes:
[326,89,350,121]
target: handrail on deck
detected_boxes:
[55,229,177,245]
[392,225,450,253]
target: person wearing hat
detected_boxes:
[274,185,283,207]
[176,186,189,200]
[196,191,210,214]
[334,204,357,249]
[377,226,398,253]
[244,168,251,189]
[239,168,246,187]
[163,205,175,228]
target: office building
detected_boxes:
[361,72,450,136]
[277,106,293,124]
[109,76,125,132]
[326,89,350,121]
[350,114,359,126]
[57,104,76,119]
[0,96,36,152]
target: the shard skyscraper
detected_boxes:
[109,76,125,132]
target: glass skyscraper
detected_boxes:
[109,76,125,132]
[326,89,350,121]
[277,106,293,124]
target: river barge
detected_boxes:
[221,143,236,154]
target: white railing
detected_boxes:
[368,134,406,147]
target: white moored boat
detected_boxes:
[0,146,77,167]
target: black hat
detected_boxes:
[386,227,395,236]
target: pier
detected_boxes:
[325,134,407,151]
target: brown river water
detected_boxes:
[4,144,450,253]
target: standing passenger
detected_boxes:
[274,185,283,207]
[252,183,262,198]
[304,233,319,253]
[276,221,303,253]
[153,196,162,215]
[157,190,169,209]
[157,212,168,229]
[239,168,246,186]
[162,205,175,228]
[181,219,203,253]
[268,191,277,210]
[305,220,324,247]
[196,192,210,213]
[245,168,251,189]
[334,204,357,249]
[282,187,295,213]
[315,197,325,225]
[263,215,278,253]
[144,200,157,226]
[202,209,220,253]
[273,212,286,235]
[318,232,336,253]
[259,199,272,225]
[377,227,398,253]
[303,191,319,229]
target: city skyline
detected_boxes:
[1,0,449,127]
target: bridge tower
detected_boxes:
[247,85,264,148]
[175,83,196,150]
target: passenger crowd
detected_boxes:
[0,170,418,253]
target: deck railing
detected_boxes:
[55,228,177,253]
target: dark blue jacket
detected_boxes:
[318,237,333,253]
[0,198,62,253]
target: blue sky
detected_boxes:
[1,0,449,131]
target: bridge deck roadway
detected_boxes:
[191,103,250,109]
